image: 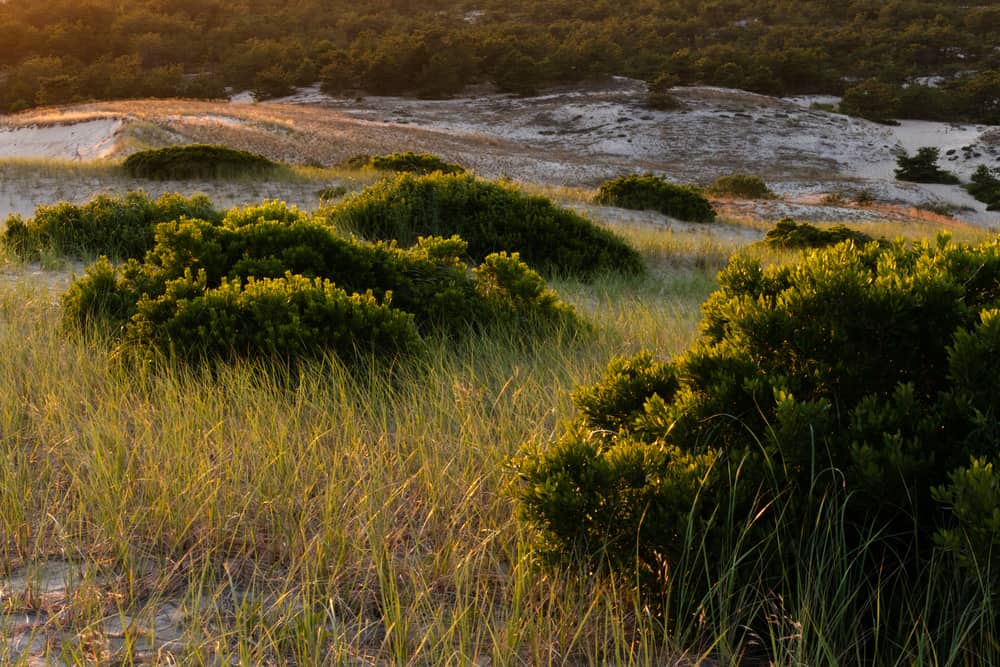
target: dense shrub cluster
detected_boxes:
[368,152,465,175]
[515,235,1000,602]
[63,200,580,363]
[594,175,715,223]
[122,144,278,180]
[967,165,1000,211]
[764,218,881,249]
[329,173,643,279]
[2,191,221,260]
[839,72,1000,125]
[706,173,774,199]
[894,147,960,184]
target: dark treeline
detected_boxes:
[0,0,997,122]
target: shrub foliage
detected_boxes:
[2,191,221,260]
[368,152,466,175]
[764,217,881,249]
[594,175,715,223]
[329,172,643,279]
[122,144,278,180]
[706,173,774,199]
[63,200,580,363]
[894,147,960,184]
[515,235,1000,600]
[966,165,1000,211]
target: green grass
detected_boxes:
[0,213,995,664]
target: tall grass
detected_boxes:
[1,218,994,664]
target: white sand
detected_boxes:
[1,82,998,226]
[0,118,123,160]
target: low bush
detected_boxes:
[317,185,348,201]
[122,144,278,180]
[706,173,774,199]
[2,191,221,260]
[764,217,881,248]
[966,165,1000,210]
[515,235,1000,610]
[594,175,715,223]
[63,203,581,364]
[646,73,682,111]
[328,172,643,279]
[129,272,419,363]
[368,152,465,175]
[894,147,960,184]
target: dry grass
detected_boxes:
[0,180,993,664]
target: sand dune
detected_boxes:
[0,81,997,226]
[0,117,123,160]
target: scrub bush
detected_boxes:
[594,175,715,223]
[122,144,277,180]
[63,203,581,364]
[966,165,1000,210]
[764,218,881,249]
[368,152,465,175]
[894,147,960,184]
[129,272,419,362]
[317,185,349,201]
[515,234,1000,600]
[2,190,221,260]
[707,173,775,199]
[329,172,643,279]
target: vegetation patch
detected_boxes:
[894,147,960,184]
[329,172,643,279]
[594,175,715,223]
[63,200,580,364]
[966,165,1000,211]
[317,185,348,202]
[2,190,221,260]
[515,235,1000,642]
[368,152,466,175]
[764,217,881,248]
[706,173,775,199]
[122,144,278,180]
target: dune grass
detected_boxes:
[0,215,995,664]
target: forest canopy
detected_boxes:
[0,0,997,122]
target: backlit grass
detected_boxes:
[0,212,995,664]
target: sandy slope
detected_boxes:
[0,80,997,226]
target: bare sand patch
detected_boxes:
[0,119,123,161]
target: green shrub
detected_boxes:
[764,218,881,249]
[594,175,715,223]
[966,165,1000,210]
[122,144,278,180]
[515,235,1000,601]
[933,456,1000,577]
[63,204,582,364]
[368,152,465,175]
[129,272,419,362]
[471,251,578,328]
[894,147,960,184]
[329,172,643,279]
[840,78,902,123]
[220,200,311,228]
[706,173,775,199]
[646,72,681,111]
[2,191,222,260]
[317,185,349,201]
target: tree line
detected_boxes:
[0,0,997,123]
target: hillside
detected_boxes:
[1,81,996,227]
[0,0,998,123]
